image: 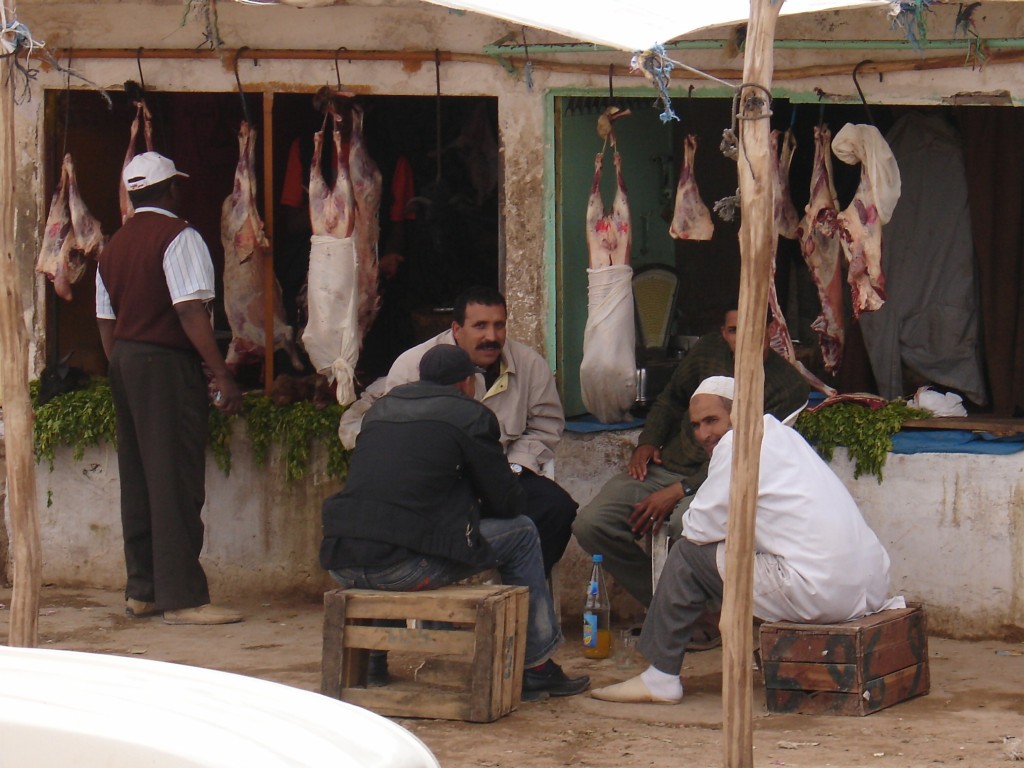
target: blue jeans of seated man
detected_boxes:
[330,515,563,668]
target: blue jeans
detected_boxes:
[330,515,562,667]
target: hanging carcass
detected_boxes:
[220,121,302,373]
[668,134,714,241]
[36,153,106,301]
[771,128,801,240]
[119,95,154,222]
[817,123,901,318]
[580,110,637,423]
[348,104,383,339]
[301,110,360,406]
[797,124,846,374]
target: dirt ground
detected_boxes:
[2,586,1023,768]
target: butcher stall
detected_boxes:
[2,0,1024,642]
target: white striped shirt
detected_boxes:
[95,207,215,320]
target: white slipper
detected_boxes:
[590,675,682,704]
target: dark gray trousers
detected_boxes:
[109,340,211,611]
[637,538,723,675]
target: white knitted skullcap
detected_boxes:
[692,376,735,401]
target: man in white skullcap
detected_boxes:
[591,376,902,704]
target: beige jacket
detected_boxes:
[385,330,564,473]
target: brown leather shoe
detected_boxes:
[162,604,243,625]
[125,599,159,618]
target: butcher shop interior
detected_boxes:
[38,80,1024,418]
[43,87,499,393]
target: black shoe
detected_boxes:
[367,650,389,687]
[522,660,590,698]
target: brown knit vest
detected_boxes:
[99,211,196,350]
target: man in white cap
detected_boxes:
[591,376,901,704]
[96,151,244,626]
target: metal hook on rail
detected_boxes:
[135,47,146,93]
[233,46,252,125]
[852,59,875,126]
[334,46,347,92]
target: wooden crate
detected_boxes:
[759,605,930,716]
[321,584,529,723]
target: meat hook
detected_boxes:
[233,46,252,125]
[334,46,347,92]
[852,59,875,126]
[135,47,146,93]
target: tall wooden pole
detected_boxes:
[721,1,781,766]
[0,0,42,648]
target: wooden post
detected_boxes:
[721,1,781,766]
[0,0,42,648]
[262,91,275,393]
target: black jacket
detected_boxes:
[320,381,526,570]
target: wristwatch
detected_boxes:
[510,463,524,477]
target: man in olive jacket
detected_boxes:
[321,344,589,700]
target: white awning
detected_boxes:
[416,0,890,51]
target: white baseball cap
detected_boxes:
[123,151,189,191]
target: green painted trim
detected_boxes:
[485,38,1024,55]
[543,91,558,368]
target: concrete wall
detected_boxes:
[13,432,341,599]
[552,431,1024,639]
[10,429,1024,638]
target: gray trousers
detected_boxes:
[636,538,723,675]
[572,465,692,607]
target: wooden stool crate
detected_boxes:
[759,605,930,716]
[321,584,529,723]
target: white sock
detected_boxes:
[640,665,683,700]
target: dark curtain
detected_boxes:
[958,108,1024,416]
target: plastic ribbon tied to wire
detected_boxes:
[0,6,109,106]
[630,43,739,125]
[887,0,934,50]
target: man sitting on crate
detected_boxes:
[591,376,903,705]
[572,308,809,620]
[320,344,590,702]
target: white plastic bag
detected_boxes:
[908,386,967,417]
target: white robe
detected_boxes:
[682,415,903,623]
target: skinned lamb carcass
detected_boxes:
[36,154,106,301]
[302,112,360,406]
[309,114,355,239]
[797,125,845,374]
[586,148,631,268]
[119,100,153,222]
[818,123,901,317]
[220,121,302,372]
[348,104,383,339]
[668,134,714,241]
[772,129,801,240]
[581,136,636,422]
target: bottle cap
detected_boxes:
[592,554,603,563]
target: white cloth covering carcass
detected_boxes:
[301,234,359,406]
[580,264,637,423]
[682,414,904,623]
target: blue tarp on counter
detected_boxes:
[890,430,1024,455]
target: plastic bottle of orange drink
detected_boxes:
[583,554,611,659]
